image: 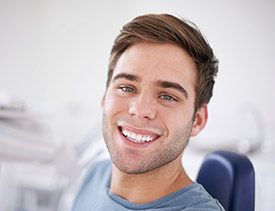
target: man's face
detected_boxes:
[102,42,206,174]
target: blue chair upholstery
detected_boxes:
[196,150,255,211]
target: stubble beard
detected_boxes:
[102,113,194,174]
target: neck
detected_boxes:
[110,156,192,204]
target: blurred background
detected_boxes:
[0,0,274,210]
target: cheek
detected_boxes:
[167,114,181,130]
[164,108,194,131]
[103,92,128,116]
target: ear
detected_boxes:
[191,104,208,137]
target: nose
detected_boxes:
[128,92,157,120]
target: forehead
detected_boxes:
[112,42,197,91]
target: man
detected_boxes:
[73,14,224,210]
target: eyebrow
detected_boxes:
[112,73,140,82]
[155,80,188,99]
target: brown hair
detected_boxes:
[106,14,218,111]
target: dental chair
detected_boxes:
[196,150,255,211]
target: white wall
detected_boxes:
[0,0,274,210]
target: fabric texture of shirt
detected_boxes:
[73,160,225,211]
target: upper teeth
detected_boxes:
[122,129,154,143]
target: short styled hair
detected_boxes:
[106,14,218,111]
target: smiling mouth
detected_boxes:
[118,126,160,144]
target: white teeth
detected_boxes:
[131,132,136,140]
[121,128,154,143]
[122,129,128,137]
[146,136,151,142]
[136,135,142,141]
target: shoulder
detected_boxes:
[72,160,112,210]
[83,159,111,183]
[177,183,225,211]
[79,159,112,193]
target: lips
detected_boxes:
[118,125,160,144]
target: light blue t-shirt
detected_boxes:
[73,160,224,211]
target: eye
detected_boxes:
[159,94,177,102]
[118,85,135,93]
